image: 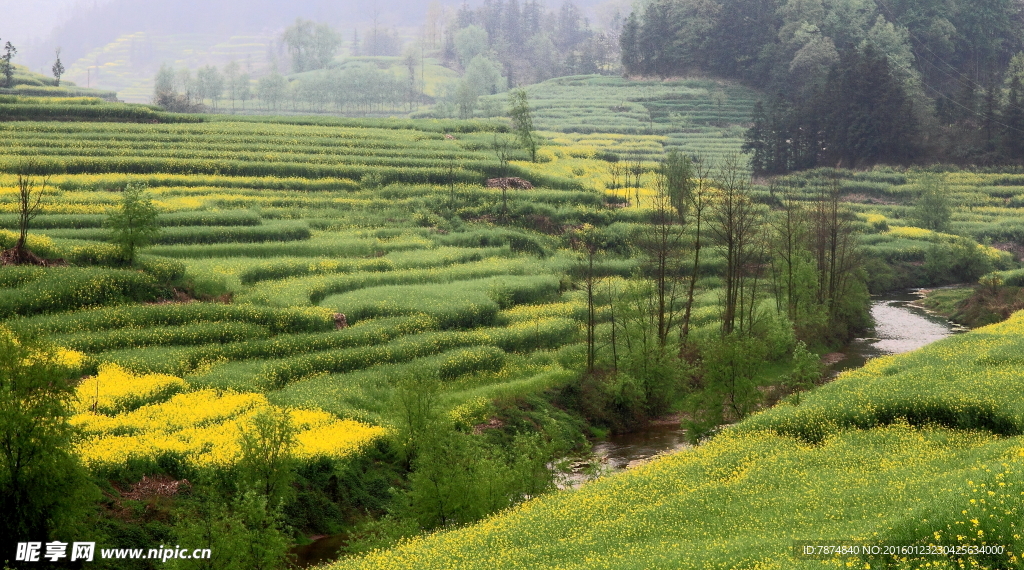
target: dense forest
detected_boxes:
[620,0,1024,171]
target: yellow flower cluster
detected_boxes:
[501,299,586,324]
[75,363,186,414]
[75,388,387,468]
[886,225,937,240]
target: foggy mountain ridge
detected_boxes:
[14,0,619,71]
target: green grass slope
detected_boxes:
[330,312,1024,570]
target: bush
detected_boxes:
[44,222,312,245]
[437,346,507,380]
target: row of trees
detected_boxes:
[574,156,867,434]
[154,62,253,112]
[154,59,427,115]
[273,64,423,114]
[443,0,620,87]
[744,48,1024,174]
[621,0,1023,94]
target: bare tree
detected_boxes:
[811,170,862,335]
[709,155,764,335]
[680,155,713,339]
[491,134,515,221]
[569,224,604,373]
[7,162,51,263]
[636,171,685,346]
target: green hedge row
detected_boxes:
[42,222,311,245]
[11,303,334,336]
[52,322,271,353]
[238,247,502,285]
[319,275,560,329]
[191,317,579,390]
[0,268,159,318]
[1,155,486,185]
[0,103,196,123]
[0,210,261,230]
[94,315,436,377]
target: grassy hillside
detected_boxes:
[330,311,1024,570]
[0,64,118,99]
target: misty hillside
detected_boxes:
[14,0,626,104]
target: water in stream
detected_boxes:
[829,290,967,374]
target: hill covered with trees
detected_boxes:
[620,0,1024,171]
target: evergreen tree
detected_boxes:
[619,12,641,75]
[821,45,918,167]
[1003,77,1024,162]
[742,100,769,174]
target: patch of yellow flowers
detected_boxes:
[71,367,387,469]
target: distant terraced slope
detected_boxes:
[481,75,761,164]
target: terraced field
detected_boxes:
[0,115,647,474]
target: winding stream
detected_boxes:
[566,290,966,485]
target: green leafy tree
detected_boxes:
[236,408,297,509]
[0,327,96,541]
[106,182,160,265]
[786,340,822,405]
[685,333,767,442]
[172,409,296,570]
[283,19,340,72]
[196,65,224,108]
[454,25,489,67]
[257,69,287,111]
[51,48,64,87]
[508,88,538,162]
[914,175,952,232]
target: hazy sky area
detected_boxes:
[0,0,110,45]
